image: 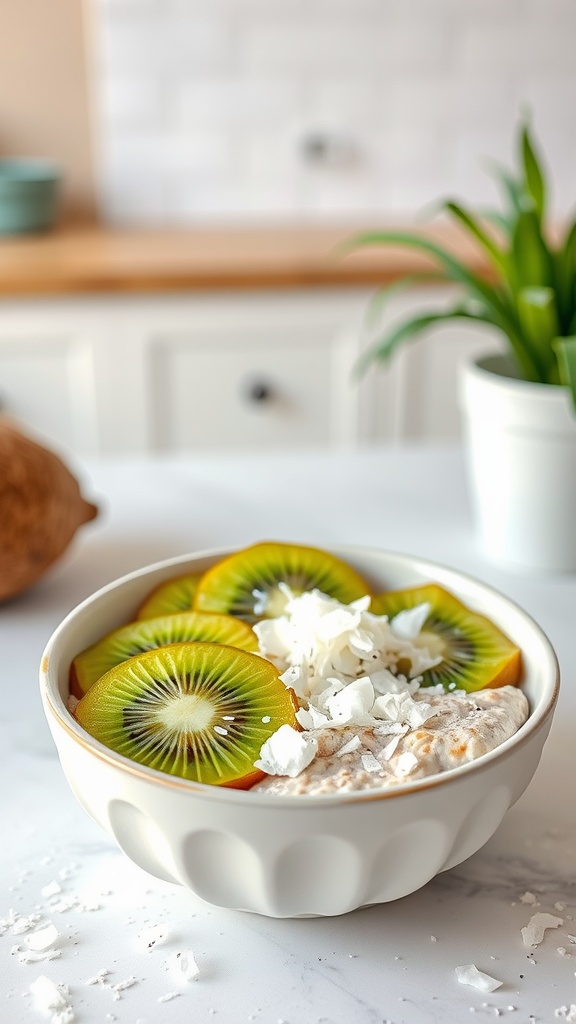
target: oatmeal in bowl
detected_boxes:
[40,543,558,917]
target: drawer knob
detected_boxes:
[245,380,273,404]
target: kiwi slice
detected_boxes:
[193,541,371,622]
[69,611,259,697]
[136,573,202,620]
[371,584,522,692]
[74,641,298,788]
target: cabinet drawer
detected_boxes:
[148,327,357,452]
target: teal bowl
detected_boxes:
[0,159,61,234]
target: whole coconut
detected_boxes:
[0,417,97,601]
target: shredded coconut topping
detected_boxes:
[253,588,446,778]
[255,724,318,778]
[255,589,441,713]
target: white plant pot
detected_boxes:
[459,353,576,573]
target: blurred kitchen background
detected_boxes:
[0,0,574,457]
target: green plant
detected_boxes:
[347,118,576,409]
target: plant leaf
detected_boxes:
[553,336,576,411]
[354,305,504,378]
[442,199,509,275]
[521,120,546,223]
[554,214,576,332]
[483,160,524,221]
[344,230,515,326]
[511,209,554,290]
[517,287,559,380]
[345,230,542,382]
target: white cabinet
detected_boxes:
[0,317,100,453]
[0,287,497,456]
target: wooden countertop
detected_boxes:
[0,221,487,297]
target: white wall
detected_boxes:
[87,0,576,225]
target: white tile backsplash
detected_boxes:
[87,0,576,225]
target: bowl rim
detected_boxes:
[40,544,560,807]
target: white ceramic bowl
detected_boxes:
[40,546,559,918]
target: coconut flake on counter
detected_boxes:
[520,891,540,905]
[29,975,74,1022]
[26,924,60,952]
[1,909,42,935]
[86,969,111,986]
[41,881,61,899]
[555,1006,576,1021]
[555,1008,576,1022]
[521,912,564,947]
[167,949,200,983]
[455,964,503,992]
[110,976,138,1000]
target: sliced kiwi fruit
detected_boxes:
[370,584,522,692]
[193,541,371,622]
[74,641,299,788]
[69,611,259,697]
[136,573,202,620]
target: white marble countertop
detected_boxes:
[1,445,575,1024]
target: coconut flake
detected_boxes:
[381,734,403,761]
[372,691,434,728]
[336,735,362,758]
[394,751,418,777]
[254,588,442,707]
[325,677,375,725]
[41,882,62,898]
[18,948,62,965]
[86,969,110,986]
[255,725,318,778]
[555,1007,576,1022]
[521,913,564,947]
[29,975,69,1011]
[110,977,137,1000]
[389,603,431,640]
[360,752,382,774]
[26,924,59,952]
[519,891,539,905]
[52,1007,74,1024]
[157,992,180,1003]
[455,965,503,992]
[295,705,329,730]
[168,949,200,983]
[7,911,42,935]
